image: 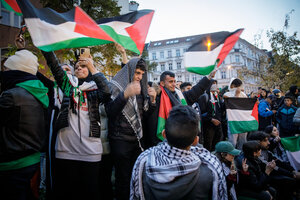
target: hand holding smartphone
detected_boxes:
[79,48,91,59]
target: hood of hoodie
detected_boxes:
[143,163,213,200]
[16,80,49,108]
[224,77,246,97]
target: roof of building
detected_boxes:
[147,32,266,54]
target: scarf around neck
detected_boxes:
[110,58,148,143]
[1,70,49,108]
[130,142,227,200]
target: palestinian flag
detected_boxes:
[225,98,258,134]
[156,87,188,140]
[281,136,300,171]
[1,0,22,16]
[16,0,115,52]
[96,10,154,55]
[157,86,172,141]
[184,29,244,75]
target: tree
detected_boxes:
[41,0,124,78]
[7,0,126,78]
[266,10,300,91]
[239,10,300,92]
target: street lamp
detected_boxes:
[227,65,232,78]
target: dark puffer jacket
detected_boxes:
[42,51,111,138]
[0,87,46,162]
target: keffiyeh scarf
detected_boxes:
[130,142,227,200]
[110,58,148,146]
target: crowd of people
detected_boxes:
[0,33,300,200]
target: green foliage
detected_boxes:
[265,10,300,91]
[240,10,300,92]
[40,0,121,19]
[14,0,124,77]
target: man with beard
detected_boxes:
[147,70,216,147]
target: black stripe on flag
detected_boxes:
[17,0,75,25]
[225,98,257,110]
[187,29,242,52]
[96,9,153,24]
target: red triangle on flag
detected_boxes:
[125,11,154,54]
[251,102,259,122]
[74,7,114,42]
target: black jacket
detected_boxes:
[142,163,213,200]
[42,51,111,138]
[145,77,211,148]
[0,87,46,162]
[238,156,271,192]
[106,91,156,142]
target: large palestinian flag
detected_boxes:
[16,0,114,51]
[1,0,22,16]
[281,136,300,171]
[15,0,154,54]
[97,10,154,55]
[184,29,244,75]
[225,98,258,134]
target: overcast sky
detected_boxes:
[137,0,300,50]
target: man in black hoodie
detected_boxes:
[105,58,157,200]
[130,105,227,200]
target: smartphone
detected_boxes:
[80,48,90,58]
[19,25,27,36]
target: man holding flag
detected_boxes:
[146,69,216,146]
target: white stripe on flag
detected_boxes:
[286,151,300,171]
[227,109,256,122]
[100,21,132,36]
[183,44,223,68]
[25,18,87,47]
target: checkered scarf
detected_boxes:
[222,163,237,200]
[110,58,148,141]
[130,142,228,200]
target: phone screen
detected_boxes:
[80,48,90,58]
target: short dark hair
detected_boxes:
[258,87,262,90]
[160,71,175,82]
[248,131,269,142]
[243,141,261,158]
[148,81,153,87]
[180,82,192,90]
[165,105,199,149]
[264,125,274,135]
[231,78,242,88]
[136,58,147,71]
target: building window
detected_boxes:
[176,49,180,57]
[168,50,172,58]
[235,55,240,63]
[185,76,189,82]
[177,75,182,81]
[160,64,165,71]
[160,51,164,59]
[221,71,226,79]
[177,62,181,69]
[169,63,173,70]
[152,52,156,60]
[153,77,158,81]
[0,3,21,27]
[192,75,196,82]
